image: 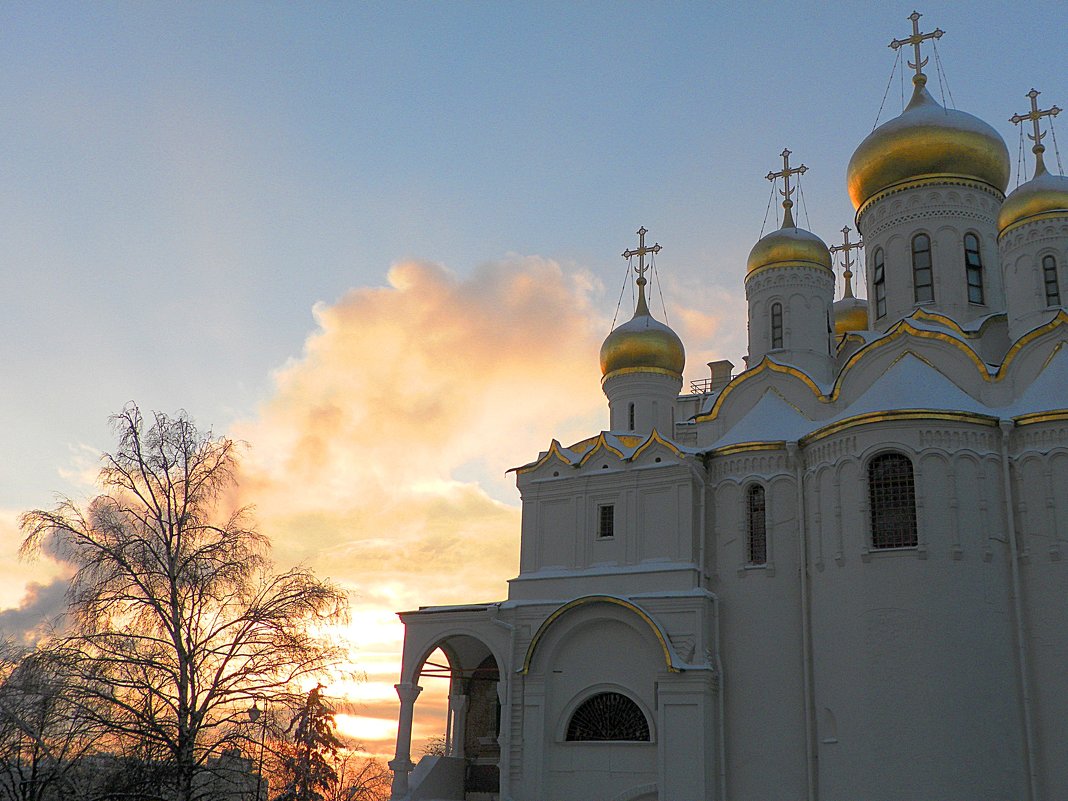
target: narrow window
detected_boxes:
[868,453,918,549]
[770,302,783,349]
[746,484,767,565]
[912,234,934,303]
[1043,255,1061,306]
[873,248,886,318]
[964,233,984,304]
[566,692,650,741]
[627,402,635,431]
[597,504,614,539]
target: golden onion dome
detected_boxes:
[998,166,1068,236]
[834,296,870,334]
[600,287,685,379]
[847,75,1010,212]
[746,215,833,277]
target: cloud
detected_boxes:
[232,256,614,756]
[0,578,69,645]
[231,254,738,758]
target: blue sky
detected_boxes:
[2,2,1067,751]
[3,3,1066,505]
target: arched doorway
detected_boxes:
[410,634,501,799]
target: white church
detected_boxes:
[388,13,1068,801]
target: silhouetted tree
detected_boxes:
[275,685,342,801]
[20,404,348,801]
[0,643,102,801]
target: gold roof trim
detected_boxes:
[705,441,787,457]
[1013,410,1068,427]
[801,409,999,446]
[631,429,684,461]
[601,365,684,384]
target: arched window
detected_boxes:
[964,233,984,304]
[770,302,783,349]
[565,692,650,741]
[746,484,767,565]
[868,453,918,549]
[873,248,886,318]
[1043,255,1061,307]
[912,234,934,303]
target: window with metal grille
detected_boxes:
[1043,255,1061,307]
[868,453,918,549]
[912,234,934,303]
[746,484,767,565]
[597,504,614,538]
[771,302,783,349]
[565,692,650,741]
[873,248,886,318]
[964,233,984,304]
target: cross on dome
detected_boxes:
[766,148,807,228]
[622,226,662,292]
[829,226,863,299]
[1010,88,1062,178]
[889,10,943,84]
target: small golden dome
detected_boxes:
[847,76,1010,212]
[600,290,685,378]
[998,167,1068,235]
[834,296,869,334]
[746,222,833,277]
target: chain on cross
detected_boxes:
[889,10,944,81]
[766,148,807,227]
[622,226,662,287]
[829,226,864,299]
[1010,88,1062,177]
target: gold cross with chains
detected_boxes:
[622,226,662,287]
[1010,88,1062,176]
[766,148,807,227]
[889,10,944,80]
[829,226,864,299]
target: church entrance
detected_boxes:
[414,634,501,800]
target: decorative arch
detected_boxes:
[521,596,678,675]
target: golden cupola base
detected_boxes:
[847,74,1010,215]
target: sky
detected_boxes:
[2,1,1066,758]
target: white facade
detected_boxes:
[389,26,1068,801]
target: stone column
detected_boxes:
[447,694,469,758]
[389,682,422,799]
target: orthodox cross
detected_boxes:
[766,148,807,227]
[829,226,864,299]
[889,11,944,80]
[1010,88,1062,176]
[622,226,662,289]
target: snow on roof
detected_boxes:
[827,352,990,420]
[1002,345,1068,416]
[705,388,813,450]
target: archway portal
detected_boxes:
[415,635,501,796]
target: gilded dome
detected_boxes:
[600,289,685,378]
[847,75,1010,212]
[834,296,870,334]
[998,166,1068,236]
[746,222,833,277]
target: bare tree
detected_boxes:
[0,643,103,801]
[328,750,391,801]
[20,404,348,801]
